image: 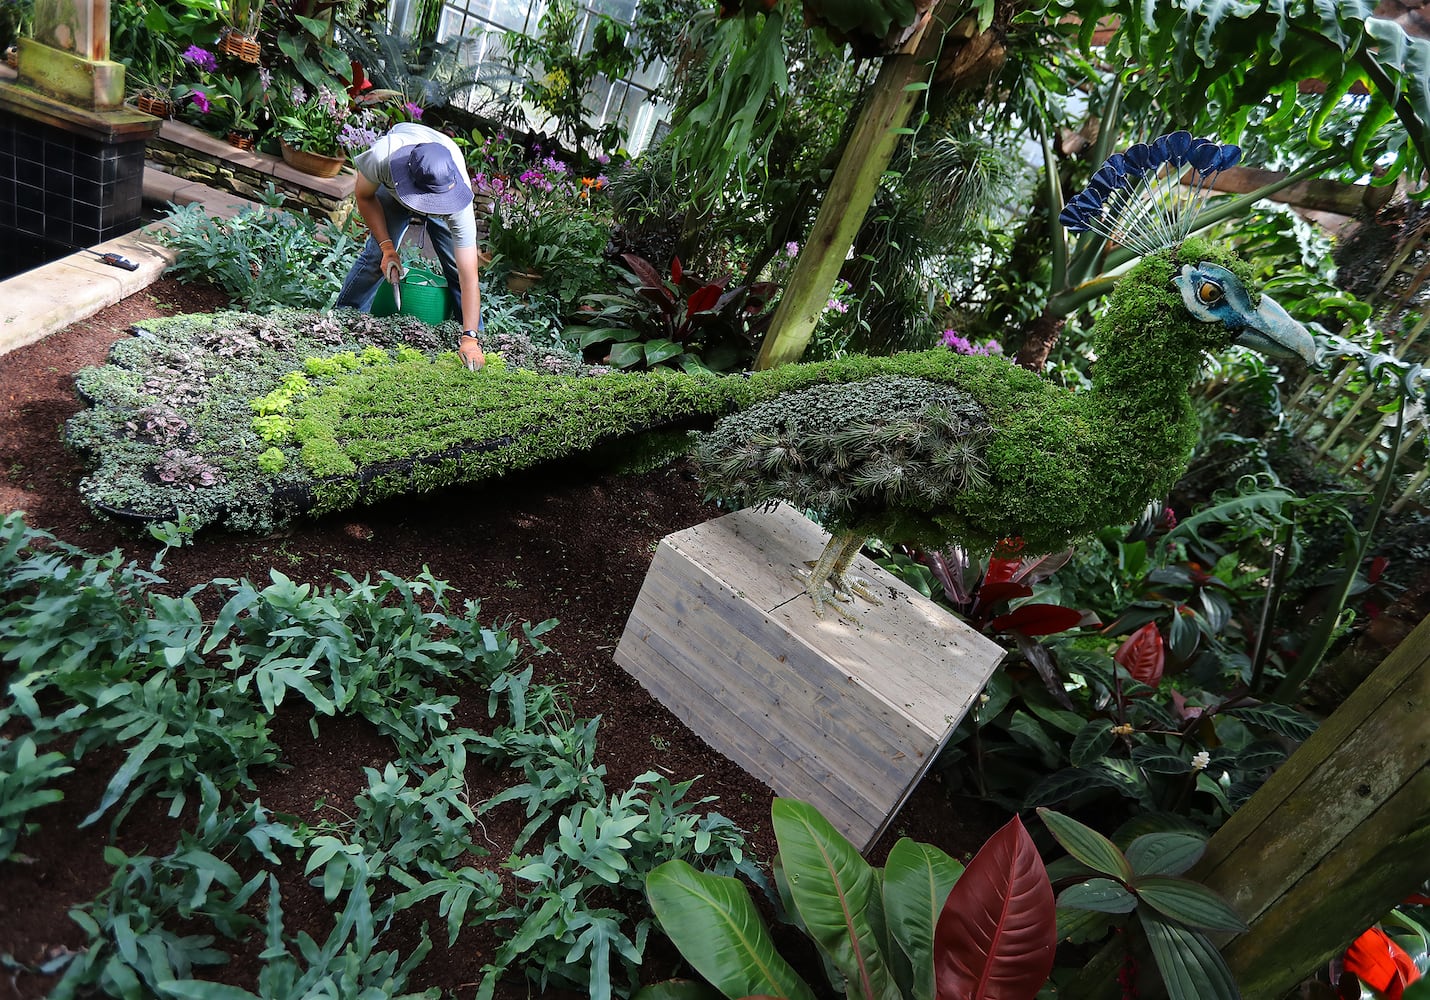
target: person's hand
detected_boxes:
[460,332,486,372]
[381,247,403,286]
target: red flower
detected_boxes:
[1344,926,1422,1000]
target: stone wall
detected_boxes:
[145,118,354,224]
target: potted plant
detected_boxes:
[127,67,181,118]
[274,79,367,177]
[217,0,263,63]
[477,151,613,304]
[186,73,265,149]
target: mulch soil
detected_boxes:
[0,278,1008,999]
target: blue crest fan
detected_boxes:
[1059,130,1242,256]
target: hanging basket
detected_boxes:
[4,46,17,69]
[217,28,261,63]
[135,94,173,118]
[280,140,345,178]
[226,131,257,151]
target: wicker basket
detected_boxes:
[4,46,17,69]
[217,28,261,63]
[226,131,257,151]
[135,94,173,118]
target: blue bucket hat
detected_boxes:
[390,142,473,215]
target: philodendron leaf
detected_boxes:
[646,860,817,1000]
[1139,911,1240,1000]
[1057,878,1138,914]
[771,799,902,1000]
[883,838,965,1000]
[1134,876,1248,932]
[934,814,1056,1000]
[1126,833,1207,877]
[1037,808,1134,882]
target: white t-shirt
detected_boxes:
[354,122,477,248]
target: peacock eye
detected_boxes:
[1198,280,1224,305]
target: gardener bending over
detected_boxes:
[336,122,486,371]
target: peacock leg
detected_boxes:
[798,529,879,621]
[799,530,858,621]
[828,532,883,607]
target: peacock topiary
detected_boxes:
[68,134,1319,626]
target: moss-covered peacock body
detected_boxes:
[274,240,1307,568]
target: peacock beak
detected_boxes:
[1233,293,1318,366]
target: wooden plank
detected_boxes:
[615,504,1005,850]
[1222,771,1430,1000]
[665,504,1004,735]
[1190,613,1430,999]
[628,538,942,824]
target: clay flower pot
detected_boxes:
[280,140,345,178]
[505,270,543,294]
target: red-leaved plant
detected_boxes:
[642,800,1056,1000]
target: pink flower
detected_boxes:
[190,90,212,115]
[404,101,423,119]
[181,46,217,74]
[785,241,799,258]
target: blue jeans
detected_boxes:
[336,186,469,321]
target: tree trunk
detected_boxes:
[753,0,965,370]
[1014,308,1065,371]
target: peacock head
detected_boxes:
[1173,260,1316,364]
[1063,130,1318,370]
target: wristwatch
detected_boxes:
[462,329,480,340]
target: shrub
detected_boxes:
[156,186,363,312]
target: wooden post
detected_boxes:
[752,0,959,371]
[1195,612,1430,999]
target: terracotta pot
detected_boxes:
[505,270,543,294]
[226,131,257,151]
[217,28,261,63]
[280,140,345,178]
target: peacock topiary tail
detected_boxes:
[697,376,993,533]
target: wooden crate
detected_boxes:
[614,503,1005,851]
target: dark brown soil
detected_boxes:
[0,278,1007,999]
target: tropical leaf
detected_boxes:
[646,860,818,1000]
[772,799,902,1000]
[1114,623,1164,689]
[1133,876,1247,932]
[933,815,1056,1000]
[987,603,1083,637]
[883,839,965,1000]
[1125,834,1206,877]
[1057,878,1138,914]
[1037,808,1133,882]
[1139,911,1240,1000]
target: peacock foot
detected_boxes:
[795,565,883,622]
[832,572,883,607]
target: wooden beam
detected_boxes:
[1194,612,1430,999]
[1197,165,1396,217]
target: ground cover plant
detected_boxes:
[0,280,1006,999]
[0,514,754,1000]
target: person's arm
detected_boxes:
[454,243,485,369]
[354,173,402,279]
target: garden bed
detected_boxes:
[144,119,355,224]
[0,279,1006,999]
